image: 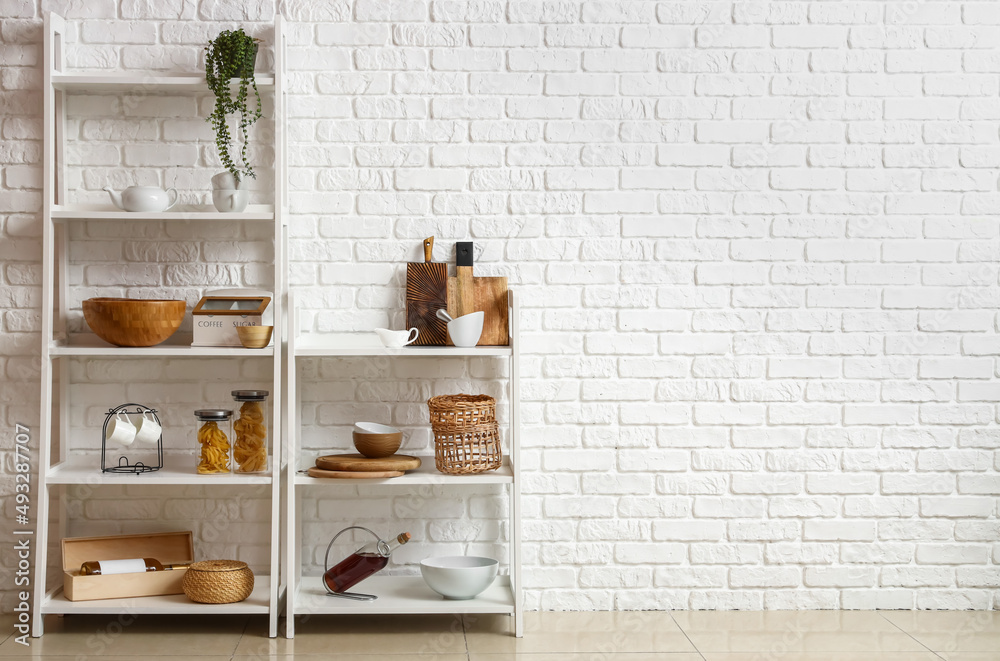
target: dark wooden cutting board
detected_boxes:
[406,237,448,346]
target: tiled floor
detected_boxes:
[0,611,997,660]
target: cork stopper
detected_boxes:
[398,532,412,545]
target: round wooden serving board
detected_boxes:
[307,467,405,479]
[315,454,421,472]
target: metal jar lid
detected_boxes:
[232,390,269,401]
[195,409,233,421]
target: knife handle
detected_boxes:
[423,237,434,262]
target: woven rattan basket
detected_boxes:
[428,394,496,427]
[182,560,254,604]
[428,394,501,475]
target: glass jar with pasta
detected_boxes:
[231,390,269,474]
[194,409,233,475]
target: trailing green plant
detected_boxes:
[205,28,262,186]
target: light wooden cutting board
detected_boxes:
[446,241,509,346]
[315,454,421,472]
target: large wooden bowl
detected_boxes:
[83,298,186,347]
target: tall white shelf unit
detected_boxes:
[284,292,523,638]
[32,13,287,637]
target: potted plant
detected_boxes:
[205,28,263,191]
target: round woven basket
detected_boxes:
[433,422,501,475]
[182,560,254,604]
[427,394,496,428]
[428,394,501,475]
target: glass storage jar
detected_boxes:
[232,390,269,473]
[195,409,233,474]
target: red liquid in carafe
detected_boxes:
[324,552,388,593]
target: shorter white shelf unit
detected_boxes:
[284,290,523,638]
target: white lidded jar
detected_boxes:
[195,409,233,474]
[232,390,270,474]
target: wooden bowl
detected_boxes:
[83,298,185,347]
[353,430,402,458]
[236,325,273,349]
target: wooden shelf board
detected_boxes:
[295,456,512,486]
[48,455,273,486]
[52,204,275,222]
[294,576,514,616]
[42,576,271,615]
[51,334,275,357]
[52,72,275,92]
[295,333,511,357]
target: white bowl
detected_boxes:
[420,556,498,600]
[354,422,400,435]
[447,311,484,348]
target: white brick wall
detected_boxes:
[1,0,999,611]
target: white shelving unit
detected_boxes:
[284,291,523,638]
[32,13,287,638]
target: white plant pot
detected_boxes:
[212,189,249,213]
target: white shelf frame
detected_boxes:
[48,454,274,486]
[42,576,272,615]
[295,576,515,615]
[295,456,514,486]
[284,291,523,638]
[52,203,275,221]
[33,12,287,639]
[50,334,276,357]
[294,332,513,357]
[51,72,276,92]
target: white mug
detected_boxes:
[445,311,484,348]
[106,412,137,447]
[132,410,161,446]
[374,327,419,348]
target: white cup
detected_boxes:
[132,410,162,446]
[446,311,484,348]
[212,189,249,213]
[106,412,137,447]
[374,327,419,348]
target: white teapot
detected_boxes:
[104,186,179,212]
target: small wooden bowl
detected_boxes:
[83,298,185,347]
[236,325,273,349]
[353,431,402,458]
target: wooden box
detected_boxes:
[62,531,194,602]
[191,294,271,347]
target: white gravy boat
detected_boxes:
[374,328,419,348]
